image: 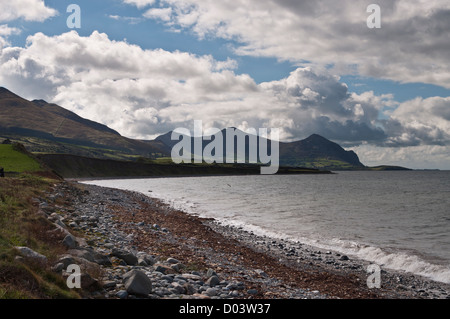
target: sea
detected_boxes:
[82,170,450,284]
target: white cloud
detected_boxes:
[122,0,156,9]
[0,24,21,37]
[143,8,173,22]
[385,97,450,146]
[0,0,57,22]
[0,30,449,170]
[0,24,21,48]
[0,31,257,138]
[108,15,143,25]
[130,0,450,89]
[354,144,450,170]
[0,31,378,141]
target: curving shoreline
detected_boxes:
[44,180,450,299]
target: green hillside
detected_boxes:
[0,144,42,173]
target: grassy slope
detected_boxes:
[0,144,42,173]
[0,143,82,299]
[0,174,80,299]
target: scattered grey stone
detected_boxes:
[184,283,197,295]
[144,255,157,266]
[206,268,217,278]
[206,276,220,287]
[56,255,76,268]
[111,248,138,266]
[247,289,258,295]
[204,288,218,297]
[15,246,48,264]
[170,264,181,272]
[123,269,152,296]
[167,257,179,264]
[37,182,450,301]
[154,264,173,274]
[69,248,112,266]
[162,275,174,283]
[116,290,128,299]
[62,234,79,249]
[182,273,202,281]
[51,262,65,273]
[137,258,148,267]
[69,222,78,228]
[170,282,186,294]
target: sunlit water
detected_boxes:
[83,171,450,283]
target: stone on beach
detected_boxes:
[111,248,138,266]
[206,268,217,278]
[206,275,220,287]
[166,257,180,264]
[36,181,449,300]
[204,287,218,297]
[62,234,79,249]
[68,248,112,266]
[154,264,176,275]
[123,269,153,296]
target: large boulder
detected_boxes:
[68,248,112,266]
[111,248,138,266]
[123,270,152,296]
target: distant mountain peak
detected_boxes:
[32,99,49,106]
[305,134,330,141]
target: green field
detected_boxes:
[0,144,42,173]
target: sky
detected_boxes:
[0,0,449,169]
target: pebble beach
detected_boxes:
[34,180,450,300]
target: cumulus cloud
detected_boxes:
[0,0,57,22]
[354,144,450,169]
[0,30,448,160]
[143,8,173,22]
[0,24,21,48]
[384,97,450,146]
[129,0,450,89]
[0,31,257,138]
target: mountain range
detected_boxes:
[0,87,404,171]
